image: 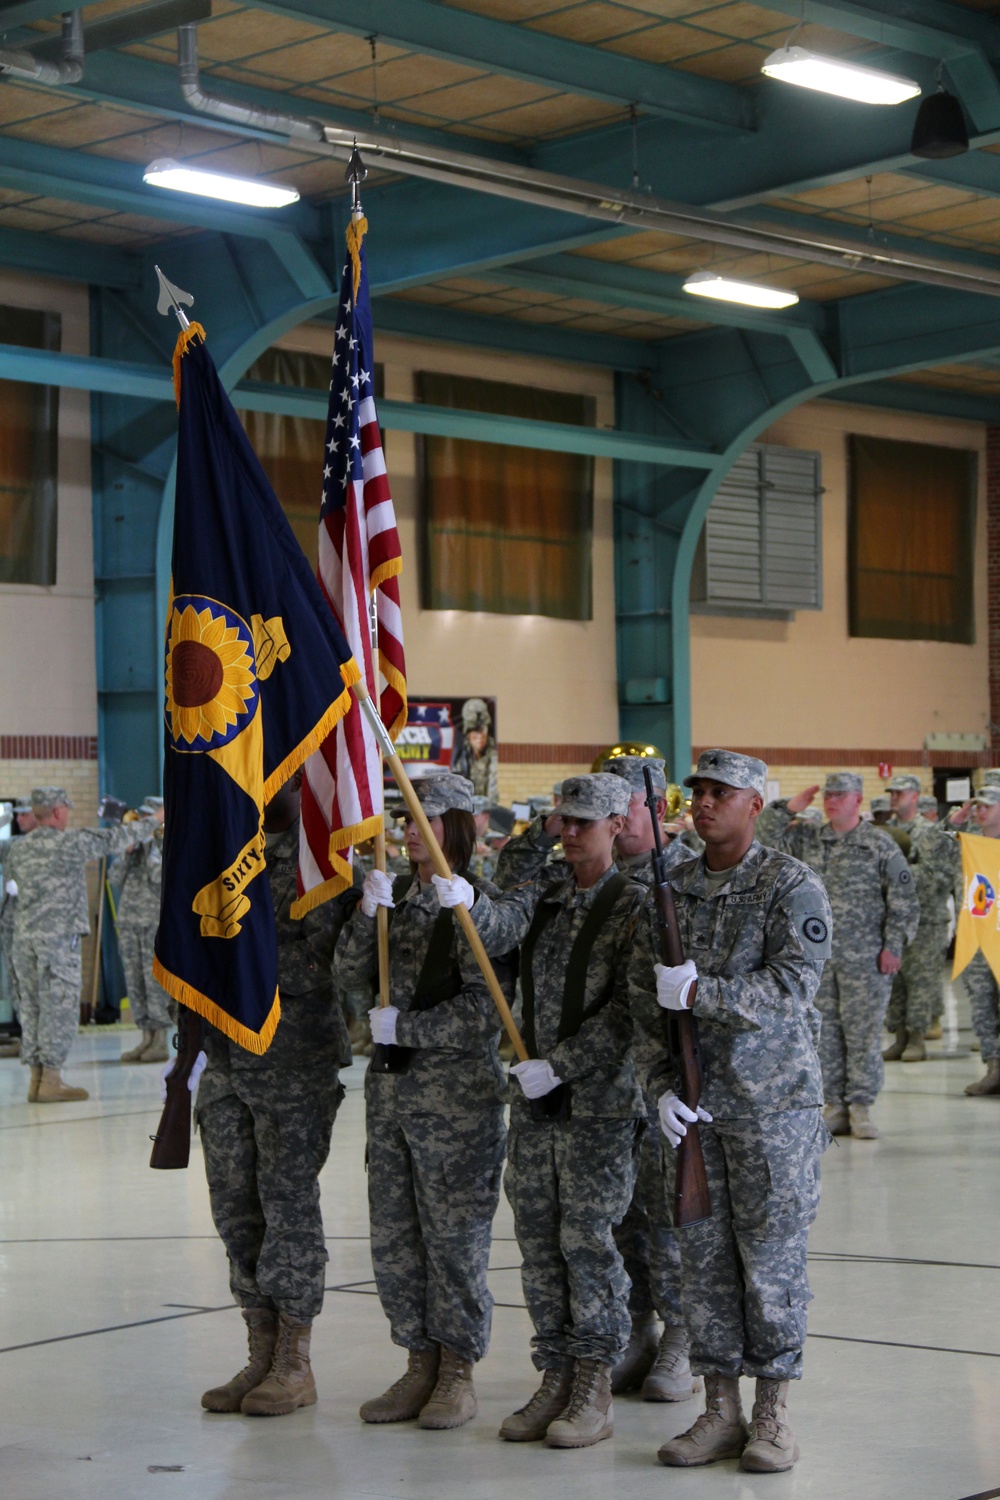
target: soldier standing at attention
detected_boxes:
[116,795,173,1065]
[629,750,832,1473]
[0,800,35,1058]
[199,771,353,1417]
[335,773,509,1432]
[958,785,1000,1097]
[757,773,917,1139]
[435,772,645,1450]
[7,787,161,1103]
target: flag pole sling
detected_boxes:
[368,595,392,1009]
[353,680,529,1062]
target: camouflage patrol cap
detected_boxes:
[139,795,164,813]
[488,805,516,837]
[888,774,921,793]
[396,773,475,819]
[471,795,491,815]
[601,754,667,795]
[871,795,891,813]
[824,772,863,795]
[982,770,1000,788]
[918,795,938,812]
[553,781,564,796]
[683,749,768,799]
[12,800,31,815]
[30,786,73,812]
[558,773,631,820]
[972,785,1000,807]
[461,697,490,730]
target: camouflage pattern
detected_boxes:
[887,774,921,793]
[616,1097,683,1325]
[962,951,1000,1062]
[628,841,830,1381]
[335,873,508,1361]
[602,755,667,795]
[114,833,172,1031]
[451,736,499,803]
[755,801,918,1107]
[684,749,768,799]
[557,773,631,820]
[0,839,21,1015]
[7,817,158,1069]
[196,820,354,1321]
[393,772,475,818]
[824,772,863,794]
[886,817,960,1036]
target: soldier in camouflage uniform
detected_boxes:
[958,785,1000,1096]
[114,795,173,1064]
[918,794,940,823]
[198,772,353,1418]
[629,749,832,1474]
[436,772,646,1450]
[884,774,960,1063]
[450,698,499,802]
[757,772,917,1139]
[0,800,34,1057]
[6,787,161,1103]
[335,772,509,1433]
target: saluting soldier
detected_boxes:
[629,750,832,1474]
[115,795,173,1064]
[435,771,645,1450]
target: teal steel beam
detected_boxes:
[821,379,1000,423]
[904,149,1000,198]
[0,343,172,399]
[0,226,140,288]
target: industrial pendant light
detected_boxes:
[910,85,968,159]
[762,45,920,105]
[683,270,800,310]
[143,158,300,208]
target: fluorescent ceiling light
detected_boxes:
[761,45,920,105]
[683,271,800,310]
[143,158,300,208]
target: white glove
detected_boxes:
[431,873,475,909]
[946,894,956,945]
[655,958,698,1011]
[361,869,395,918]
[511,1058,563,1100]
[658,1091,712,1149]
[4,879,17,897]
[159,1050,207,1102]
[369,1005,399,1046]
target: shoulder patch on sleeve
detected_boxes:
[784,880,832,960]
[887,847,912,887]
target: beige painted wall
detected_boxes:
[276,324,620,747]
[690,400,989,750]
[0,271,96,737]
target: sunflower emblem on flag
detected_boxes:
[165,595,259,750]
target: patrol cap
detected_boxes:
[471,795,491,815]
[824,772,863,795]
[982,770,1000,788]
[601,754,667,796]
[139,795,164,814]
[461,697,490,730]
[558,773,631,820]
[972,785,1000,807]
[487,805,516,837]
[683,749,768,800]
[888,774,921,793]
[12,800,31,815]
[395,773,475,819]
[918,795,938,812]
[552,781,564,797]
[870,795,891,813]
[30,786,73,812]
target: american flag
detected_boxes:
[294,225,406,913]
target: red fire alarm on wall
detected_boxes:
[878,762,892,780]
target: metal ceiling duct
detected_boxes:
[177,23,1000,302]
[0,10,82,86]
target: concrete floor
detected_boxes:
[0,980,998,1500]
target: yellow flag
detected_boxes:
[953,832,1000,983]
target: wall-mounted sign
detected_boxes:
[389,697,499,802]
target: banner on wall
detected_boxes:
[389,697,499,802]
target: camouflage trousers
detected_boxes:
[117,922,172,1031]
[0,907,21,1016]
[614,1097,683,1324]
[505,1112,642,1370]
[666,1111,826,1381]
[887,925,949,1036]
[366,1097,506,1364]
[12,932,82,1068]
[817,961,893,1106]
[962,952,1000,1062]
[197,1060,344,1321]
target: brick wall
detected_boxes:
[988,425,1000,754]
[0,757,99,826]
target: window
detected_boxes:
[416,372,595,620]
[848,434,976,644]
[690,443,822,616]
[0,305,60,586]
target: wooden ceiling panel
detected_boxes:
[0,81,78,127]
[681,41,782,83]
[467,94,621,138]
[3,101,155,147]
[313,53,486,102]
[523,3,658,45]
[192,10,326,63]
[602,24,727,63]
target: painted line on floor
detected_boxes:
[809,1252,1000,1272]
[809,1332,1000,1359]
[0,1303,236,1355]
[0,1107,159,1131]
[955,1487,1000,1500]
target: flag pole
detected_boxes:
[353,680,529,1062]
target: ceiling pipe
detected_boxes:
[171,23,1000,301]
[0,10,82,85]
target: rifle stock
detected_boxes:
[643,768,712,1229]
[149,1006,205,1170]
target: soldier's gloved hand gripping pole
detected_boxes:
[353,680,529,1063]
[644,765,712,1227]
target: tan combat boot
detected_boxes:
[500,1365,574,1442]
[849,1102,879,1139]
[27,1065,42,1103]
[545,1359,614,1449]
[241,1314,316,1415]
[902,1031,927,1062]
[822,1101,849,1135]
[882,1030,907,1061]
[642,1323,701,1402]
[35,1067,88,1102]
[926,1017,943,1040]
[611,1311,659,1394]
[360,1347,439,1423]
[201,1307,278,1412]
[121,1030,153,1063]
[657,1373,749,1466]
[139,1029,169,1064]
[965,1059,1000,1096]
[417,1346,477,1429]
[740,1378,799,1472]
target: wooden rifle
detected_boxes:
[643,766,712,1228]
[149,1005,205,1170]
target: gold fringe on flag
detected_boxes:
[152,956,281,1055]
[172,322,207,409]
[346,214,368,301]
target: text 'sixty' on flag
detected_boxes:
[152,323,361,1054]
[953,831,1000,986]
